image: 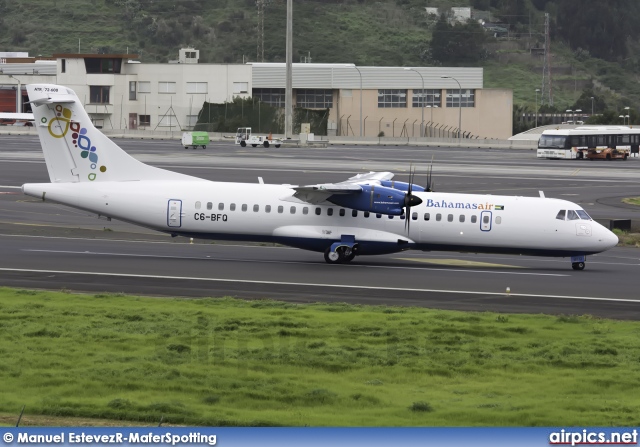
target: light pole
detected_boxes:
[590,96,594,116]
[441,75,462,142]
[619,115,625,124]
[624,106,630,125]
[8,75,22,114]
[344,64,362,137]
[405,68,425,137]
[535,88,540,128]
[575,109,582,124]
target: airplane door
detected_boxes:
[167,200,182,227]
[480,210,492,231]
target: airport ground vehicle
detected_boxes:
[235,127,282,148]
[181,131,209,149]
[537,126,639,160]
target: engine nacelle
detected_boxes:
[379,180,426,192]
[328,185,407,215]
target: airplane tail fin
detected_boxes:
[26,84,188,183]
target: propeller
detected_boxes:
[404,164,423,233]
[425,155,435,192]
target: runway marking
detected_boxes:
[398,258,522,268]
[0,267,634,303]
[23,249,568,277]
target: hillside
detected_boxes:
[1,0,640,121]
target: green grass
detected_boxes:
[2,287,640,426]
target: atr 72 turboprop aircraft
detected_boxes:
[22,84,618,270]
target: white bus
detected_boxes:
[537,126,640,160]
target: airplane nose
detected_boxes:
[603,229,619,249]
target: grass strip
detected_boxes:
[1,288,640,426]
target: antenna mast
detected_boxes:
[540,12,553,106]
[256,0,265,62]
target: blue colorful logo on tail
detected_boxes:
[44,105,107,181]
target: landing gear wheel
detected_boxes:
[343,252,356,263]
[240,140,246,147]
[324,248,343,264]
[572,262,585,271]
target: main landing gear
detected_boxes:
[324,236,358,264]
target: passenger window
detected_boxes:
[459,215,465,223]
[195,201,201,210]
[400,214,405,220]
[218,203,224,211]
[339,209,345,217]
[241,204,247,212]
[424,213,430,221]
[327,208,333,216]
[352,209,358,217]
[315,207,321,216]
[364,211,370,218]
[496,216,502,224]
[447,214,453,222]
[471,215,477,223]
[567,210,579,220]
[278,206,284,213]
[483,215,490,224]
[290,206,296,214]
[230,203,236,211]
[412,212,418,221]
[436,213,442,221]
[207,202,213,210]
[388,215,394,219]
[556,210,566,220]
[303,207,309,215]
[253,204,259,212]
[265,205,271,213]
[376,214,382,218]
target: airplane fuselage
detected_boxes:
[22,180,616,258]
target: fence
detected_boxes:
[338,117,480,139]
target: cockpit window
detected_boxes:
[566,210,580,220]
[576,209,591,220]
[556,210,566,220]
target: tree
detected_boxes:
[430,15,487,65]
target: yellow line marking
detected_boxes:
[571,168,581,176]
[396,258,523,268]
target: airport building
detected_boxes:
[0,49,512,139]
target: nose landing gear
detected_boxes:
[571,255,586,270]
[324,236,358,264]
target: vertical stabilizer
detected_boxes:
[26,84,190,183]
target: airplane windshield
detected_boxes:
[576,210,591,220]
[557,209,592,220]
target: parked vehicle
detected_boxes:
[182,131,209,149]
[235,127,282,148]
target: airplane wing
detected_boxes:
[290,171,394,204]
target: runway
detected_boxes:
[1,135,640,319]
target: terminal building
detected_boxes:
[0,49,512,139]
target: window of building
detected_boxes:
[84,58,122,74]
[233,82,249,94]
[195,201,201,210]
[327,208,334,216]
[253,88,285,107]
[471,215,477,223]
[129,81,136,101]
[446,89,475,108]
[230,203,236,211]
[89,86,110,104]
[138,81,151,93]
[459,215,465,223]
[424,213,430,221]
[139,115,150,126]
[412,89,441,107]
[219,203,224,210]
[290,206,296,214]
[61,59,66,73]
[253,204,259,212]
[207,202,213,210]
[266,205,271,213]
[378,89,407,108]
[159,82,176,94]
[278,205,284,213]
[296,89,333,108]
[186,82,208,94]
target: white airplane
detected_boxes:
[21,84,618,270]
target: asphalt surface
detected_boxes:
[1,135,640,319]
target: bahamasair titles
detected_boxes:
[22,84,618,270]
